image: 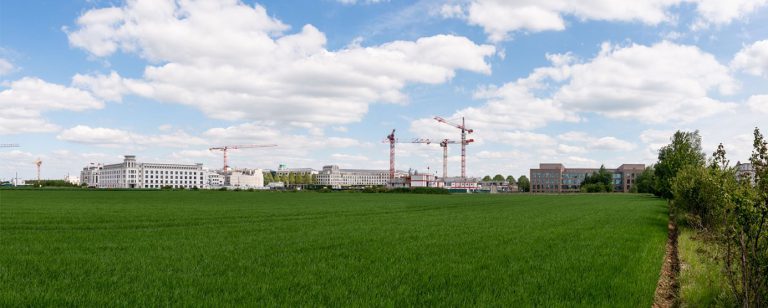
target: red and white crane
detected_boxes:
[385,129,396,180]
[434,116,473,178]
[209,144,277,172]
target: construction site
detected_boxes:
[1,116,514,192]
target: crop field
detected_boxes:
[0,190,667,306]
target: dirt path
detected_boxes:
[653,213,680,307]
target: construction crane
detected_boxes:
[1,144,19,148]
[209,144,277,172]
[385,129,396,180]
[34,158,42,186]
[409,138,473,179]
[434,116,473,178]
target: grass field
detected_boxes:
[0,190,667,306]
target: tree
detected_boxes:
[634,165,656,194]
[580,165,613,193]
[506,175,517,185]
[655,130,706,199]
[492,174,505,181]
[518,175,530,192]
[263,172,274,185]
[288,172,296,185]
[482,175,492,181]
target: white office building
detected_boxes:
[88,155,207,189]
[316,165,393,187]
[228,169,264,188]
[80,163,102,188]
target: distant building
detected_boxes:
[410,173,442,188]
[316,165,401,188]
[274,165,318,177]
[228,169,264,188]
[478,181,517,193]
[84,155,207,189]
[80,163,102,188]
[530,163,645,193]
[443,177,480,192]
[736,162,755,185]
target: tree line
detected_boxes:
[637,128,767,306]
[480,174,530,192]
[263,172,317,186]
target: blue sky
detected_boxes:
[1,0,767,180]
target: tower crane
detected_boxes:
[209,144,277,172]
[34,158,42,186]
[385,129,396,180]
[434,116,473,178]
[409,138,473,179]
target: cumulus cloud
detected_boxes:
[65,0,495,126]
[202,122,363,150]
[555,41,737,123]
[57,125,206,148]
[693,0,768,30]
[731,40,768,78]
[0,77,104,134]
[747,95,768,113]
[447,0,766,42]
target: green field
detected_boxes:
[0,190,667,306]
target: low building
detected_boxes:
[478,181,516,193]
[530,163,645,193]
[410,173,442,188]
[443,177,480,192]
[316,165,400,188]
[228,169,264,188]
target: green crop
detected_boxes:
[0,190,667,306]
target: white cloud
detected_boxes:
[555,41,738,123]
[450,0,766,42]
[0,77,104,134]
[731,40,768,78]
[330,153,370,161]
[440,4,464,18]
[590,137,636,151]
[202,122,362,150]
[557,131,635,151]
[0,58,14,75]
[66,0,495,126]
[57,125,206,148]
[557,144,586,154]
[693,0,768,30]
[747,95,768,113]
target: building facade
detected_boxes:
[530,163,645,193]
[228,169,264,188]
[316,165,393,188]
[80,163,102,187]
[85,155,208,189]
[736,162,755,185]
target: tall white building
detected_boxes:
[80,163,102,188]
[316,165,393,188]
[88,155,207,189]
[227,169,264,188]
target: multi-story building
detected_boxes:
[736,162,755,185]
[88,155,207,189]
[80,163,102,187]
[530,163,645,193]
[316,165,395,188]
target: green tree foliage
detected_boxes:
[492,174,505,181]
[263,172,274,185]
[634,166,657,194]
[517,175,530,192]
[580,165,613,193]
[482,175,492,181]
[668,132,768,306]
[506,175,517,185]
[655,130,706,199]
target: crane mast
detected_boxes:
[434,116,473,178]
